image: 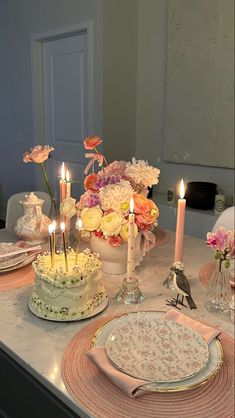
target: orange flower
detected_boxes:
[84,136,102,150]
[23,145,54,163]
[134,195,159,230]
[84,173,98,191]
[133,193,150,214]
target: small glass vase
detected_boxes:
[205,261,231,314]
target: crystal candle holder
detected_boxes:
[116,277,144,304]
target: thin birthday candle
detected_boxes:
[174,179,186,263]
[75,219,83,265]
[52,220,56,266]
[126,197,135,282]
[60,222,68,272]
[48,224,53,268]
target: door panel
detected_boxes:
[43,32,88,201]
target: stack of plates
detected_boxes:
[0,242,41,273]
[93,311,223,392]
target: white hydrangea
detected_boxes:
[125,158,160,189]
[99,180,133,213]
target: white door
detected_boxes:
[43,32,89,201]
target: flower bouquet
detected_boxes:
[205,227,235,313]
[60,136,160,273]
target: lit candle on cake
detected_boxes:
[59,162,66,204]
[174,179,186,263]
[75,218,83,265]
[60,222,68,272]
[48,224,54,268]
[127,197,135,282]
[52,220,56,266]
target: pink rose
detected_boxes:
[108,236,122,247]
[84,136,103,150]
[23,145,54,163]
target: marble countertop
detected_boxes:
[0,231,234,418]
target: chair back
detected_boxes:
[212,206,235,232]
[5,191,51,230]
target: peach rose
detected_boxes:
[135,198,159,230]
[84,173,98,191]
[23,145,54,163]
[84,136,103,150]
[133,193,150,214]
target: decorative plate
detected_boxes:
[0,251,39,273]
[0,252,27,269]
[105,312,209,382]
[28,296,108,322]
[93,312,223,392]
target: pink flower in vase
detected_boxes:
[108,236,122,247]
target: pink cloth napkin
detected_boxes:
[163,309,221,344]
[86,310,221,398]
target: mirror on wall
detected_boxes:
[163,0,234,168]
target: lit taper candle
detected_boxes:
[126,197,135,282]
[174,179,186,263]
[60,222,68,272]
[65,169,71,199]
[59,162,66,204]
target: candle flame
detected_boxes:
[52,220,56,232]
[76,219,83,230]
[60,222,65,232]
[48,224,53,234]
[61,162,65,181]
[179,179,185,199]
[66,170,70,182]
[129,197,134,213]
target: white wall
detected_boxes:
[136,0,234,202]
[0,0,103,217]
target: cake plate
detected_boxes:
[28,296,108,322]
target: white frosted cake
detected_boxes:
[29,249,107,320]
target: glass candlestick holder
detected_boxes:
[116,277,144,304]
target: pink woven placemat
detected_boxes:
[155,229,172,248]
[0,264,34,292]
[199,262,235,289]
[199,261,216,288]
[61,315,234,418]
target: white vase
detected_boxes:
[90,233,144,275]
[14,192,51,245]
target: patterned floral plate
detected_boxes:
[93,312,223,392]
[105,312,209,382]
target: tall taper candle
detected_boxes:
[127,197,135,282]
[65,170,71,199]
[59,162,67,204]
[174,179,186,263]
[60,222,68,272]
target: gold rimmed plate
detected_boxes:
[93,311,223,393]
